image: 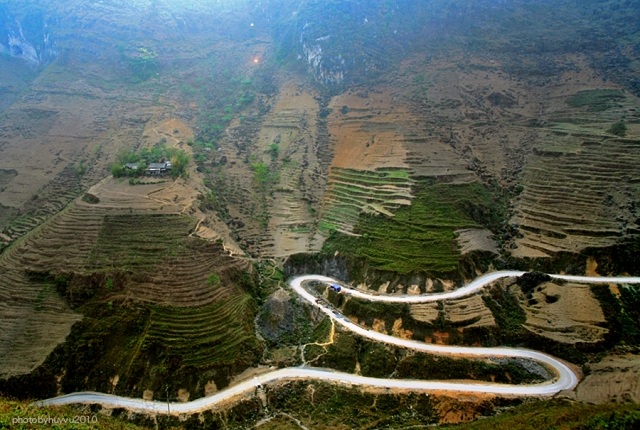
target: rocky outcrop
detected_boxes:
[0,6,56,67]
[256,288,324,344]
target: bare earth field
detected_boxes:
[576,354,640,403]
[521,281,608,344]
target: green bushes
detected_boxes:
[206,273,221,287]
[607,121,627,137]
[451,399,640,430]
[395,354,542,384]
[482,285,526,336]
[591,284,640,347]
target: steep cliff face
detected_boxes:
[0,5,56,67]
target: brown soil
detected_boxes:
[328,88,411,171]
[576,354,640,403]
[208,80,325,258]
[455,228,499,255]
[521,282,608,344]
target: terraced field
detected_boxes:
[259,86,325,258]
[521,281,608,344]
[88,213,196,269]
[0,187,252,378]
[144,293,259,369]
[130,238,247,307]
[207,82,326,258]
[319,167,413,234]
[0,276,81,377]
[411,295,496,329]
[324,181,498,275]
[0,201,105,376]
[511,135,640,257]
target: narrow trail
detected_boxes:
[300,319,336,365]
[35,271,640,416]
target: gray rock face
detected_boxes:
[257,288,325,344]
[0,6,56,67]
[256,289,298,343]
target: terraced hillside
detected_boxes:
[0,172,259,394]
[1,1,640,426]
[144,294,258,369]
[509,89,640,257]
[324,181,500,276]
[521,281,608,344]
[216,83,327,258]
[319,167,413,234]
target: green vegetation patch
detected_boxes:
[396,354,543,384]
[607,120,628,137]
[482,285,527,336]
[324,180,502,275]
[566,89,625,112]
[313,332,358,373]
[449,399,640,430]
[143,293,261,369]
[591,284,640,347]
[264,381,438,429]
[111,143,189,179]
[88,214,196,269]
[206,273,221,287]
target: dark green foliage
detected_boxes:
[518,271,552,294]
[578,409,640,430]
[483,285,526,336]
[0,366,58,400]
[359,342,396,378]
[396,354,542,384]
[591,284,640,347]
[342,297,410,330]
[587,237,640,276]
[265,381,438,429]
[314,332,358,373]
[268,143,279,161]
[81,192,99,204]
[607,120,628,136]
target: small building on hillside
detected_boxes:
[125,162,139,171]
[145,161,171,175]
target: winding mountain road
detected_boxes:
[36,271,640,416]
